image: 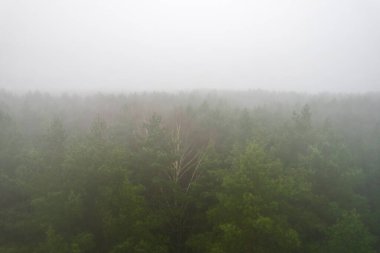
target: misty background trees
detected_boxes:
[0,90,379,253]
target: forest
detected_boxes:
[1,90,380,253]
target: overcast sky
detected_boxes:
[1,0,380,93]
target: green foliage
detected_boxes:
[204,143,306,253]
[1,92,380,252]
[38,227,69,253]
[323,210,375,253]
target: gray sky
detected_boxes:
[1,0,380,93]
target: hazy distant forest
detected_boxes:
[1,90,380,253]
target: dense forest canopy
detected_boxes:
[1,90,380,253]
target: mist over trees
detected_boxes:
[1,90,380,253]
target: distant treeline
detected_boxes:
[0,90,379,253]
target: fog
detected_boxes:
[1,0,380,93]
